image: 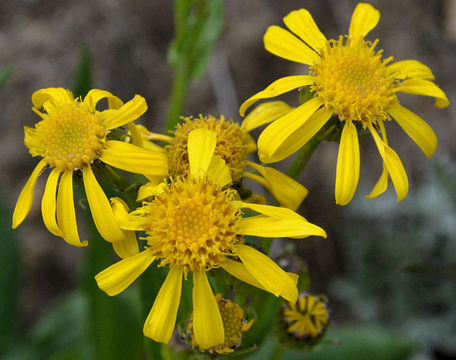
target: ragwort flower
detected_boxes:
[240,3,449,205]
[281,293,329,343]
[137,111,308,210]
[95,128,326,349]
[13,88,168,252]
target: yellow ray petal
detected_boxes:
[110,198,139,259]
[188,129,217,180]
[243,193,267,205]
[12,159,47,229]
[240,77,312,117]
[241,101,294,132]
[137,124,173,143]
[264,25,319,65]
[192,271,224,349]
[396,78,449,109]
[82,166,126,243]
[335,122,360,206]
[108,96,124,110]
[257,99,328,163]
[246,161,308,211]
[388,103,437,158]
[84,89,122,111]
[262,167,309,210]
[112,204,147,232]
[368,124,409,202]
[365,164,389,199]
[236,245,298,303]
[110,197,130,215]
[287,272,299,285]
[56,171,87,247]
[95,249,156,296]
[238,215,326,238]
[142,140,167,153]
[137,181,168,202]
[31,88,73,109]
[222,258,298,292]
[207,155,232,188]
[110,198,144,231]
[365,121,389,199]
[388,60,435,81]
[236,201,303,219]
[349,3,380,40]
[283,9,327,52]
[24,126,40,149]
[242,133,257,154]
[143,267,183,343]
[41,168,63,237]
[100,140,168,176]
[112,231,139,259]
[127,122,144,148]
[102,94,148,129]
[221,258,268,291]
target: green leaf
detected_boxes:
[0,193,20,357]
[0,66,12,88]
[168,0,223,79]
[166,0,224,131]
[242,290,280,348]
[72,45,92,99]
[78,184,144,360]
[246,326,416,360]
[4,292,86,360]
[137,266,167,360]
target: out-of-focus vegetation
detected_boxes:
[334,157,456,358]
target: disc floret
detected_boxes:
[312,36,397,124]
[168,115,248,182]
[140,177,241,273]
[27,100,106,171]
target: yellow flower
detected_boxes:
[12,88,168,253]
[137,111,308,211]
[187,293,254,354]
[95,128,326,349]
[282,293,329,342]
[240,3,449,205]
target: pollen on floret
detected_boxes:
[311,36,398,124]
[167,115,248,182]
[139,177,241,274]
[26,101,106,171]
[282,293,329,342]
[188,293,253,354]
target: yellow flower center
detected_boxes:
[282,294,329,341]
[312,36,397,123]
[142,178,241,273]
[188,294,253,354]
[29,102,106,171]
[167,115,248,182]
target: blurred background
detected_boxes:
[0,0,455,359]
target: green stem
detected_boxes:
[287,124,337,180]
[166,61,189,131]
[270,343,284,360]
[261,121,339,255]
[138,269,165,360]
[79,209,144,360]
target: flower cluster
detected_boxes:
[13,88,326,349]
[12,1,448,355]
[240,2,449,205]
